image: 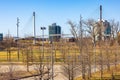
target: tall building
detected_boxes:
[0,33,3,41]
[49,23,61,41]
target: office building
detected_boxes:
[49,23,61,41]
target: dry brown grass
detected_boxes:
[75,64,120,80]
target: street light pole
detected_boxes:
[41,27,46,61]
[40,27,46,80]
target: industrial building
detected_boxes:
[103,20,111,39]
[94,20,111,41]
[49,23,61,41]
[94,5,111,41]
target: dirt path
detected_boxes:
[0,64,67,80]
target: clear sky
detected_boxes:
[0,0,120,37]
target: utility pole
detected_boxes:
[33,12,36,44]
[7,29,10,61]
[17,17,20,60]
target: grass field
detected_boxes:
[0,42,81,62]
[0,40,120,80]
[75,64,120,80]
[0,51,23,62]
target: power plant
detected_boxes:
[94,5,111,41]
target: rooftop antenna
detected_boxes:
[33,12,36,44]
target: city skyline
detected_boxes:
[0,0,120,37]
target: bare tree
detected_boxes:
[84,19,96,46]
[84,38,93,79]
[62,55,80,80]
[22,45,32,72]
[4,35,13,61]
[84,19,98,73]
[110,20,119,39]
[118,32,120,45]
[110,20,120,69]
[33,44,53,80]
[68,16,86,79]
[59,37,66,63]
[105,41,111,71]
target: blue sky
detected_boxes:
[0,0,120,37]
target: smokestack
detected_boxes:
[100,5,102,22]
